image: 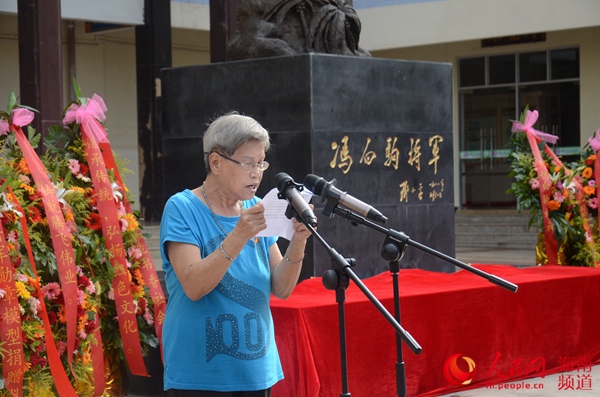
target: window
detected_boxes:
[459,57,485,87]
[458,48,580,208]
[519,51,547,82]
[489,54,515,85]
[551,48,579,80]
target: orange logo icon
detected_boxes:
[443,353,476,386]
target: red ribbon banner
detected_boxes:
[525,132,559,264]
[7,188,78,397]
[81,127,149,377]
[13,126,80,370]
[98,140,167,349]
[0,227,25,397]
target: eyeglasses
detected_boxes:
[212,152,270,172]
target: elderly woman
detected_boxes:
[159,112,312,397]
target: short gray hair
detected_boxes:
[203,112,271,172]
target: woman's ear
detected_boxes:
[208,152,221,174]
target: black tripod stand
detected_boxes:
[304,223,422,397]
[318,202,518,397]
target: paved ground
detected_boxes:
[454,247,536,268]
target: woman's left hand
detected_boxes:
[290,204,314,242]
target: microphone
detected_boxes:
[275,172,318,227]
[303,174,388,224]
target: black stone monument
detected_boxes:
[161,54,455,279]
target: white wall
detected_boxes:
[1,0,598,210]
[359,0,600,51]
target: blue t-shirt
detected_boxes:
[160,189,282,391]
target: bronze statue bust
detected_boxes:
[227,0,371,61]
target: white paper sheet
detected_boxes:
[257,187,313,240]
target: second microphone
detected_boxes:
[275,172,318,227]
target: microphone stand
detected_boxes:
[323,204,519,397]
[303,222,422,397]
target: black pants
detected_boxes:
[166,389,271,397]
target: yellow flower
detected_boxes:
[582,167,593,179]
[77,316,86,333]
[17,158,30,174]
[15,281,31,299]
[124,213,139,231]
[79,351,92,365]
[20,183,35,195]
[64,206,75,222]
[131,283,145,299]
[71,186,86,194]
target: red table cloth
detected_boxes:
[270,265,600,396]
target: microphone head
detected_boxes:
[275,172,292,192]
[303,174,327,196]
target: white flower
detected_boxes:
[28,297,41,316]
[0,192,23,218]
[76,174,91,183]
[111,182,123,202]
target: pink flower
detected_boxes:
[588,129,600,153]
[77,289,85,305]
[119,217,129,232]
[42,282,61,300]
[529,178,540,189]
[28,297,41,316]
[68,159,80,174]
[589,198,598,209]
[127,247,143,260]
[143,307,154,326]
[86,282,96,295]
[117,202,127,217]
[7,230,18,243]
[589,180,596,187]
[16,273,28,282]
[553,191,565,203]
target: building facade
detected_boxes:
[0,0,598,210]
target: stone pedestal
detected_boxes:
[161,54,455,278]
